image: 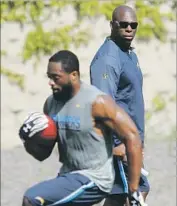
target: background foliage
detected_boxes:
[0,0,176,89]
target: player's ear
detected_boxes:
[70,71,77,81]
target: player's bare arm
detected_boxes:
[92,94,142,192]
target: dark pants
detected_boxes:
[24,173,107,206]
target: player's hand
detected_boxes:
[19,112,48,141]
[113,143,126,157]
[128,191,147,206]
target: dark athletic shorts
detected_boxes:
[24,172,107,206]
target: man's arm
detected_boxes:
[92,95,142,192]
[90,56,124,150]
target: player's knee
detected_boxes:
[22,196,33,206]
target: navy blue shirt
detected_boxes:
[90,38,145,145]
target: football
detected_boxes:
[26,115,58,147]
[20,115,58,161]
[40,115,57,140]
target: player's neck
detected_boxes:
[72,80,81,97]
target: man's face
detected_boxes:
[47,62,73,101]
[111,10,138,45]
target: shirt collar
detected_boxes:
[106,36,135,52]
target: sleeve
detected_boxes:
[90,56,121,100]
[90,55,123,147]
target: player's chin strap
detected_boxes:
[129,191,148,206]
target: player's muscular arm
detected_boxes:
[92,95,142,192]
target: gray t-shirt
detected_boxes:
[45,82,115,193]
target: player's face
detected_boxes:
[47,62,73,101]
[111,10,138,46]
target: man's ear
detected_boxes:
[71,71,77,81]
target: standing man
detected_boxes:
[90,5,150,206]
[19,50,145,206]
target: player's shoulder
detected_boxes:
[82,82,106,95]
[81,82,110,104]
[43,94,56,114]
[45,94,54,105]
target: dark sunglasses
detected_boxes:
[113,21,138,29]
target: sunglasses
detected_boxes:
[113,21,138,29]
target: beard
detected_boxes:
[53,84,73,102]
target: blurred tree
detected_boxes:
[1,68,25,91]
[0,0,176,89]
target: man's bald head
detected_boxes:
[110,5,138,50]
[112,5,137,22]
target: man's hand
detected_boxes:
[19,112,48,142]
[129,191,147,206]
[113,143,126,158]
